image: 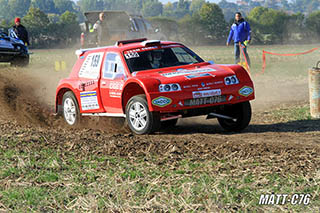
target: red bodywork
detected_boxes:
[55,41,255,119]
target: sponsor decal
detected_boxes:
[192,89,221,98]
[109,81,124,90]
[124,51,139,59]
[152,96,172,107]
[184,95,226,106]
[79,52,104,79]
[185,73,214,79]
[239,86,253,97]
[80,91,99,110]
[162,68,216,78]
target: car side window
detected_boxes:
[103,53,125,79]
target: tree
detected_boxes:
[8,0,31,19]
[142,0,163,17]
[190,0,205,14]
[218,0,239,22]
[0,0,10,20]
[247,7,290,44]
[59,11,80,45]
[54,0,75,14]
[31,0,56,13]
[178,14,203,45]
[198,3,228,43]
[306,11,320,42]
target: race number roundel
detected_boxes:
[79,52,104,79]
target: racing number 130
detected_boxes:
[91,55,100,68]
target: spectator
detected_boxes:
[226,12,251,67]
[93,12,105,46]
[13,17,30,46]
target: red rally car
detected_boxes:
[55,38,255,134]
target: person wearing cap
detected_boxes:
[13,17,30,46]
[226,12,251,67]
[93,12,105,46]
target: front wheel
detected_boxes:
[217,101,251,132]
[125,95,160,135]
[62,91,81,126]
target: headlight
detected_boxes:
[224,75,239,85]
[159,83,181,92]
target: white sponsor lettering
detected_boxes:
[109,81,124,90]
[162,68,216,78]
[192,89,221,98]
[124,51,139,59]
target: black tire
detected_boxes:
[217,101,251,132]
[125,95,160,135]
[62,91,81,126]
[11,55,29,67]
[161,119,178,129]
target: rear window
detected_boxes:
[124,45,204,73]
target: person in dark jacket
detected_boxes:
[13,17,30,46]
[93,12,105,46]
[226,12,251,67]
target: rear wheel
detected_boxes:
[62,91,81,126]
[125,95,160,134]
[217,101,251,132]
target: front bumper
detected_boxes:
[148,83,254,113]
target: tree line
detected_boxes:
[0,0,319,48]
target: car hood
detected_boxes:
[0,37,24,52]
[133,64,236,84]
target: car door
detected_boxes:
[100,52,126,114]
[77,51,105,113]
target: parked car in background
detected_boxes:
[0,28,29,66]
[79,11,167,48]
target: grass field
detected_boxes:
[0,44,319,211]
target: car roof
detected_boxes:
[76,39,182,57]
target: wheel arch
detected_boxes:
[121,82,150,113]
[55,87,75,114]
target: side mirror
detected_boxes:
[208,60,215,65]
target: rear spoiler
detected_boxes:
[115,38,161,47]
[115,38,147,46]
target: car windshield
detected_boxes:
[124,45,204,73]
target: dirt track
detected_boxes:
[0,58,319,177]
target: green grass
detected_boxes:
[272,104,312,122]
[0,143,319,212]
